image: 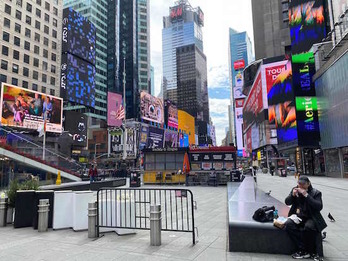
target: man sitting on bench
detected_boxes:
[284,176,327,261]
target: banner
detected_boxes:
[107,92,123,127]
[0,83,63,133]
[65,111,87,146]
[109,129,123,154]
[147,126,164,149]
[140,91,164,124]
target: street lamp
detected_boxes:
[94,143,101,163]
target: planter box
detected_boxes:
[53,191,74,229]
[73,191,94,231]
[14,190,36,228]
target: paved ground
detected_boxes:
[0,174,347,260]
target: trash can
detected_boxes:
[130,171,141,187]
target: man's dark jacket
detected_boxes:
[285,185,327,232]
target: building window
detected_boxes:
[1,60,8,70]
[43,49,48,58]
[5,4,11,15]
[13,50,20,60]
[52,41,57,50]
[4,18,11,28]
[34,45,40,54]
[36,0,41,6]
[45,2,50,11]
[33,58,39,67]
[51,65,56,73]
[44,13,49,22]
[15,23,21,33]
[53,7,58,16]
[33,71,39,80]
[23,54,30,64]
[36,8,41,18]
[42,74,47,83]
[35,20,40,30]
[2,46,9,56]
[32,83,38,91]
[34,33,40,42]
[42,61,48,71]
[16,10,22,20]
[26,15,32,25]
[24,41,30,51]
[44,25,49,34]
[0,75,7,84]
[51,53,56,62]
[25,28,31,38]
[23,67,29,76]
[43,37,49,46]
[12,64,19,74]
[3,32,10,42]
[42,86,46,93]
[50,89,55,96]
[12,78,18,86]
[52,30,57,39]
[23,81,28,89]
[50,77,55,85]
[14,36,20,46]
[53,18,57,27]
[16,0,22,7]
[26,3,32,12]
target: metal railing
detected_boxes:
[97,188,197,244]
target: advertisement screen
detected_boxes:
[1,83,63,133]
[62,8,96,65]
[268,61,298,144]
[126,128,138,158]
[61,53,95,108]
[140,91,164,124]
[262,61,288,94]
[170,5,183,21]
[292,52,316,97]
[234,86,246,99]
[164,100,178,129]
[164,130,178,148]
[65,111,87,146]
[295,97,320,146]
[234,60,245,70]
[289,0,326,54]
[235,71,244,87]
[178,110,195,145]
[147,126,164,149]
[139,125,149,150]
[235,107,244,151]
[197,7,204,26]
[109,129,123,154]
[107,92,123,127]
[243,71,263,131]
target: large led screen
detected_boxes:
[164,99,178,129]
[292,52,316,97]
[140,91,164,125]
[164,129,178,148]
[61,53,96,108]
[62,8,96,65]
[107,92,123,127]
[0,83,63,133]
[289,0,326,54]
[147,126,164,149]
[65,111,87,146]
[267,61,298,144]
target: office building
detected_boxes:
[251,0,291,60]
[162,0,204,103]
[64,0,108,120]
[176,44,209,124]
[1,0,63,96]
[150,65,155,95]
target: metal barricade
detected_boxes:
[96,188,196,245]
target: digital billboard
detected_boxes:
[262,61,288,94]
[235,107,244,152]
[295,97,320,146]
[235,71,244,87]
[267,61,298,144]
[292,52,316,97]
[170,5,183,21]
[197,7,204,26]
[289,0,326,54]
[140,91,164,125]
[178,110,195,145]
[61,53,96,108]
[164,100,178,129]
[109,129,123,154]
[234,60,245,70]
[234,87,246,99]
[0,83,63,133]
[62,8,96,65]
[139,124,149,150]
[147,126,164,149]
[164,130,178,148]
[107,92,123,127]
[65,111,87,147]
[109,128,138,158]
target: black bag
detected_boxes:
[252,206,275,222]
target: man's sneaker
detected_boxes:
[292,251,311,259]
[312,254,324,261]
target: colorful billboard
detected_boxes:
[164,130,178,148]
[140,91,164,125]
[147,126,164,149]
[262,61,288,94]
[268,61,298,144]
[178,110,195,145]
[107,92,123,127]
[295,97,320,146]
[292,52,316,97]
[64,111,87,147]
[234,86,246,99]
[139,124,149,150]
[235,107,244,152]
[235,71,244,87]
[289,0,326,54]
[0,83,63,133]
[164,100,178,129]
[234,60,245,70]
[109,129,123,154]
[170,5,183,21]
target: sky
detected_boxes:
[150,0,254,145]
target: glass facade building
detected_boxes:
[162,0,203,103]
[64,0,108,120]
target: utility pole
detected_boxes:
[43,111,47,161]
[122,58,127,160]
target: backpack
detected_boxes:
[252,206,275,222]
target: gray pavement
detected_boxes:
[0,174,347,260]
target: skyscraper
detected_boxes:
[228,29,254,148]
[251,0,291,60]
[64,0,108,120]
[162,0,204,103]
[0,0,63,96]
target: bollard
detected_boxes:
[149,204,162,246]
[88,202,97,238]
[0,198,8,227]
[38,199,50,232]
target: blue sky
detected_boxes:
[150,0,254,144]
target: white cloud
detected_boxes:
[208,65,230,89]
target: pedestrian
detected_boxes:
[284,176,326,261]
[93,165,98,181]
[89,165,95,183]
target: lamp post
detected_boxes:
[94,143,101,164]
